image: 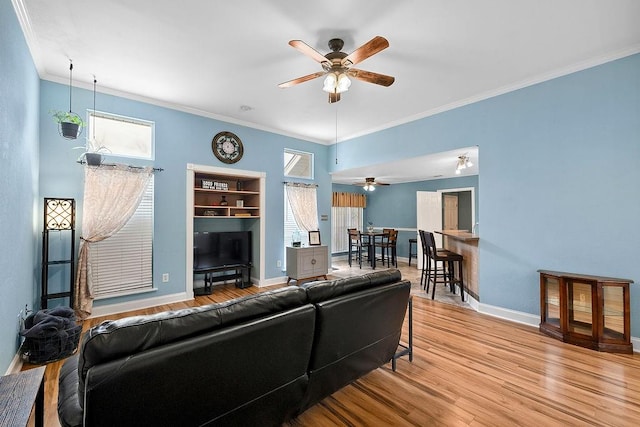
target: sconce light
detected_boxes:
[44,198,75,230]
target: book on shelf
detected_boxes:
[234,213,252,217]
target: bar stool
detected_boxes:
[425,231,465,301]
[408,238,417,266]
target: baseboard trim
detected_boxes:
[89,291,191,318]
[5,351,24,375]
[477,302,639,353]
[257,275,289,287]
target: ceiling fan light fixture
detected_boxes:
[364,183,375,191]
[323,72,351,94]
[336,73,351,93]
[322,73,338,92]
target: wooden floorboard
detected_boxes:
[21,270,640,426]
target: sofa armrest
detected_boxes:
[58,355,83,427]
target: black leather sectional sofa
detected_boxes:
[57,269,411,426]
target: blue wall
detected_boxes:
[333,54,640,332]
[0,0,41,372]
[38,81,332,310]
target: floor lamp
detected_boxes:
[41,198,76,309]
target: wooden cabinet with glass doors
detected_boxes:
[194,173,260,218]
[539,270,633,354]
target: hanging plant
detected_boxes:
[50,110,85,139]
[51,60,84,140]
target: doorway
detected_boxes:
[442,189,474,232]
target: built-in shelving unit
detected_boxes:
[194,173,260,218]
[186,165,266,299]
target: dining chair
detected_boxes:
[348,229,366,268]
[375,228,397,268]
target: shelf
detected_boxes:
[194,188,259,195]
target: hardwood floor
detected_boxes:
[22,269,640,426]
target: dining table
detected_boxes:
[359,230,389,269]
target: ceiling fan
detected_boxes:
[278,36,395,103]
[354,177,390,192]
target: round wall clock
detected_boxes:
[212,131,244,164]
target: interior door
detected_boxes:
[443,194,459,230]
[416,191,442,270]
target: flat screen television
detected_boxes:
[193,231,252,271]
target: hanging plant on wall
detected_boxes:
[50,60,84,140]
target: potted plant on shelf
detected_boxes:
[50,110,85,140]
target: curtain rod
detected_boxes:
[77,160,164,172]
[283,181,318,188]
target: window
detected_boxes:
[284,149,313,179]
[284,196,308,249]
[88,111,155,160]
[331,207,363,253]
[90,177,154,298]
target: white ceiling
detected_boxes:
[14,0,640,182]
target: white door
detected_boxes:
[416,191,442,270]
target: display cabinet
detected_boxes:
[539,270,633,353]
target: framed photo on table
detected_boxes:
[308,230,321,246]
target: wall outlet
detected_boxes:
[276,260,282,268]
[162,273,169,283]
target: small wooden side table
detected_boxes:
[0,366,45,427]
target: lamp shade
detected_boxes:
[44,198,75,230]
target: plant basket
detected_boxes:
[85,152,103,166]
[60,121,80,139]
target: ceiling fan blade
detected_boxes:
[328,92,341,103]
[342,36,389,66]
[349,69,395,87]
[289,40,331,66]
[278,71,326,88]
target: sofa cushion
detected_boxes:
[301,268,402,303]
[77,285,306,404]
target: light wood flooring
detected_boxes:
[22,263,640,426]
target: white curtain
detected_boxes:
[285,183,319,232]
[74,164,153,319]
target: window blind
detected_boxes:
[90,177,154,298]
[331,206,363,253]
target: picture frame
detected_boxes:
[308,230,321,246]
